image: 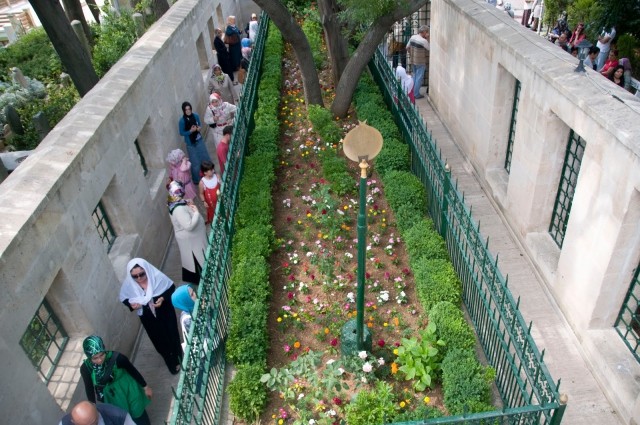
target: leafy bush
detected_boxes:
[0,28,61,82]
[394,204,425,234]
[395,322,445,391]
[232,224,274,266]
[403,218,448,262]
[413,258,462,311]
[226,300,269,364]
[228,256,270,307]
[382,170,427,214]
[344,382,398,425]
[429,301,476,354]
[227,363,268,422]
[441,348,496,415]
[93,8,139,77]
[318,150,355,196]
[0,76,45,124]
[301,13,324,69]
[308,104,342,144]
[374,137,409,178]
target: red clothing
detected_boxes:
[200,176,220,224]
[569,31,585,46]
[217,141,229,176]
[600,59,619,76]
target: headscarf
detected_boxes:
[620,57,632,72]
[242,47,252,61]
[83,335,112,384]
[395,65,413,95]
[119,258,173,316]
[166,149,185,166]
[167,180,187,213]
[181,101,199,144]
[171,284,195,314]
[241,38,252,48]
[212,64,225,83]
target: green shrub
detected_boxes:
[226,301,269,364]
[228,256,270,307]
[232,224,274,266]
[344,382,398,425]
[374,138,409,178]
[413,258,462,311]
[394,204,425,234]
[382,170,427,213]
[429,301,476,354]
[403,218,448,262]
[93,9,139,77]
[228,362,268,422]
[301,14,324,69]
[441,348,495,415]
[319,150,355,196]
[367,116,401,141]
[308,104,342,144]
[0,28,61,82]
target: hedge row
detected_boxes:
[353,74,495,416]
[226,22,283,423]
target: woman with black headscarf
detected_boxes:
[225,16,243,76]
[178,101,212,185]
[214,28,234,82]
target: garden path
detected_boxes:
[414,95,621,424]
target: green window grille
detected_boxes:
[92,201,116,252]
[19,300,68,383]
[616,265,640,362]
[134,139,148,176]
[548,130,586,247]
[504,79,521,173]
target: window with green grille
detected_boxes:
[20,300,68,383]
[548,130,586,247]
[134,139,148,176]
[92,201,116,252]
[616,266,640,362]
[504,79,521,173]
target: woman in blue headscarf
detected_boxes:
[171,284,196,339]
[80,335,152,425]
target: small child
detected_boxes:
[199,161,220,225]
[166,149,198,201]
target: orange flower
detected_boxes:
[324,328,330,334]
[392,317,400,326]
[294,341,301,349]
[391,362,398,374]
[367,322,373,328]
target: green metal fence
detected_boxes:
[168,15,269,425]
[370,47,566,424]
[615,265,640,362]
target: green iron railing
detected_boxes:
[504,79,521,174]
[168,14,269,425]
[370,47,565,424]
[19,299,69,384]
[92,201,116,252]
[548,130,586,248]
[615,265,640,362]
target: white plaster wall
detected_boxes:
[431,0,640,422]
[0,0,242,422]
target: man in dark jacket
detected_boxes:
[59,401,134,425]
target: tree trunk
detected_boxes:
[86,0,100,24]
[151,0,170,19]
[252,0,324,106]
[318,0,350,85]
[61,0,93,44]
[29,0,99,97]
[331,1,426,117]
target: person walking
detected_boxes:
[79,336,152,425]
[59,401,135,425]
[406,25,430,99]
[119,258,183,374]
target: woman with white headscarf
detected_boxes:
[395,65,415,104]
[204,92,237,147]
[119,258,182,374]
[207,64,237,105]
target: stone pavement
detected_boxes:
[414,92,622,424]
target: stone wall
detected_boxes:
[0,0,243,422]
[430,0,640,422]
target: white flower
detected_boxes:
[327,409,337,417]
[378,357,385,366]
[347,292,355,303]
[358,351,368,360]
[362,362,373,373]
[298,393,305,400]
[309,420,316,425]
[326,359,335,365]
[338,368,345,375]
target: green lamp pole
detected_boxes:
[341,122,383,355]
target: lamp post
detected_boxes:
[340,121,383,356]
[574,39,593,72]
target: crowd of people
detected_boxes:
[58,13,261,425]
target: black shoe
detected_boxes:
[415,94,425,99]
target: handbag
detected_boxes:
[225,33,240,45]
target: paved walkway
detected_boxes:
[414,92,621,424]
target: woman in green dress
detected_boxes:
[80,336,152,425]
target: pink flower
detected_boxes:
[288,274,296,281]
[284,344,291,352]
[287,291,294,300]
[384,272,391,280]
[402,267,410,276]
[365,272,371,279]
[377,339,385,348]
[330,338,338,347]
[332,397,342,405]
